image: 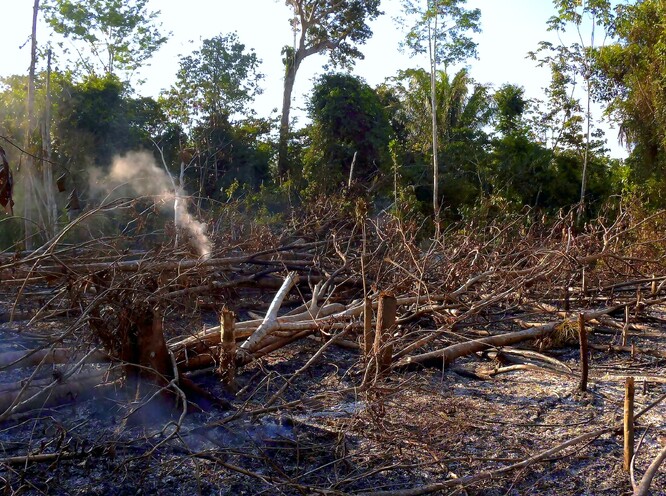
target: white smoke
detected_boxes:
[90,151,212,259]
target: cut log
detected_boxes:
[374,292,396,376]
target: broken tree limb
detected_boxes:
[395,303,642,369]
[395,321,560,369]
[264,327,352,408]
[239,271,299,353]
[634,444,666,496]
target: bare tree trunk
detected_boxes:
[579,72,592,220]
[578,14,596,220]
[42,48,58,239]
[23,0,40,250]
[278,58,300,180]
[428,0,440,237]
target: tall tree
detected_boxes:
[592,0,666,203]
[531,0,612,215]
[392,68,490,211]
[277,0,382,180]
[161,33,268,204]
[42,0,167,78]
[163,33,263,128]
[401,0,480,232]
[23,0,41,249]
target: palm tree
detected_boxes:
[394,68,490,210]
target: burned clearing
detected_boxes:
[1,199,666,495]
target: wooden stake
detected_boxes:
[217,308,237,391]
[374,293,396,376]
[651,275,657,296]
[363,296,374,356]
[624,376,635,473]
[578,313,588,392]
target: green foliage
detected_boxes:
[286,0,383,69]
[388,68,491,214]
[592,0,666,203]
[493,84,526,135]
[401,0,481,68]
[42,0,168,77]
[303,73,391,194]
[0,75,31,147]
[278,0,383,177]
[184,113,272,205]
[53,73,160,168]
[393,68,489,153]
[163,33,263,127]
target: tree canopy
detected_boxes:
[42,0,168,77]
[277,0,382,178]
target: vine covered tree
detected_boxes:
[277,0,382,180]
[42,0,168,77]
[303,73,391,193]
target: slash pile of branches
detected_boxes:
[2,195,666,494]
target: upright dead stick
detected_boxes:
[217,308,236,390]
[625,376,636,473]
[239,271,299,353]
[578,313,589,392]
[363,296,374,356]
[374,292,397,377]
[623,306,630,347]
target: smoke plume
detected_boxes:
[90,151,211,259]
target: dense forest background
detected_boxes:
[1,0,664,250]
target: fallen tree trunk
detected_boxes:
[395,321,561,369]
[0,369,114,418]
[395,302,636,369]
[0,347,109,371]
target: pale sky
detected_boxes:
[3,0,626,157]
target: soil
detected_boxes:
[1,287,665,496]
